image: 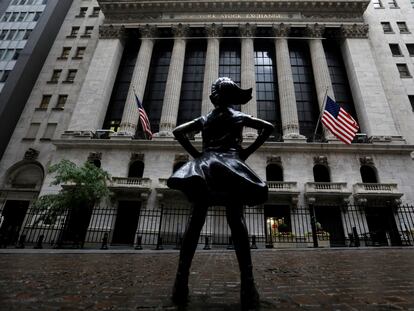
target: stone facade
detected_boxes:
[0,0,414,248]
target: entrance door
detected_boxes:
[264,205,292,245]
[112,201,141,245]
[0,200,30,247]
[365,206,401,246]
[59,202,93,248]
[314,206,346,247]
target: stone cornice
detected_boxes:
[98,0,369,24]
[54,139,414,156]
[99,24,127,39]
[340,23,369,38]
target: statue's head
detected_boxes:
[210,77,252,107]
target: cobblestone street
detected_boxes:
[1,248,414,310]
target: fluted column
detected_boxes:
[240,23,257,137]
[202,24,222,115]
[306,24,336,140]
[117,25,157,137]
[273,24,305,140]
[340,24,399,140]
[157,24,189,137]
[66,25,126,135]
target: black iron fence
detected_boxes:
[6,203,414,249]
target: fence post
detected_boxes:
[174,235,182,250]
[352,227,360,247]
[16,234,26,249]
[156,204,164,250]
[227,236,234,249]
[135,235,143,250]
[309,203,319,248]
[156,237,164,250]
[34,234,44,249]
[100,233,108,250]
[250,235,258,249]
[203,236,211,250]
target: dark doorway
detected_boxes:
[0,200,29,247]
[313,164,331,182]
[365,206,401,246]
[266,164,283,181]
[360,165,378,183]
[59,202,93,248]
[314,205,346,246]
[112,201,141,245]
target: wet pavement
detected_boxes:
[0,248,414,310]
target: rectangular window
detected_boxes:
[1,13,11,22]
[41,123,57,140]
[39,95,51,109]
[76,7,88,17]
[397,22,410,33]
[6,30,16,40]
[3,50,15,61]
[48,69,61,83]
[0,49,5,60]
[90,7,100,17]
[397,64,411,78]
[388,0,398,8]
[373,0,383,7]
[55,95,67,109]
[33,12,41,21]
[73,46,86,59]
[15,30,25,40]
[407,44,414,56]
[82,26,94,37]
[64,69,77,83]
[11,0,19,4]
[0,30,6,40]
[68,26,80,38]
[389,44,403,56]
[23,29,32,40]
[58,47,71,59]
[411,0,414,7]
[409,95,414,111]
[12,49,21,60]
[17,12,25,21]
[25,123,40,140]
[381,22,393,33]
[25,12,35,22]
[0,70,10,82]
[9,12,18,22]
[27,0,35,4]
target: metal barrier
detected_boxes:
[13,203,414,249]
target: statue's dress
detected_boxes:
[167,107,268,206]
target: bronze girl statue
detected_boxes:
[168,77,274,308]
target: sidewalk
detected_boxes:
[1,248,414,310]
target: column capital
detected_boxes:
[305,23,325,38]
[139,24,157,39]
[239,23,256,38]
[272,23,291,37]
[172,23,190,38]
[204,23,223,38]
[340,23,369,38]
[99,24,126,40]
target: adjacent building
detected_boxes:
[0,0,414,249]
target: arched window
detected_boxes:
[173,161,186,173]
[266,164,283,181]
[5,162,44,190]
[92,160,101,168]
[313,165,331,182]
[128,161,144,178]
[360,165,378,183]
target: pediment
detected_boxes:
[98,0,370,25]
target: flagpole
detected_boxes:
[312,86,329,142]
[132,86,147,140]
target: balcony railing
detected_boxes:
[353,183,403,201]
[267,181,298,191]
[305,182,352,202]
[109,177,152,196]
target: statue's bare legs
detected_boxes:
[172,203,259,308]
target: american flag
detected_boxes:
[135,94,152,140]
[321,96,359,145]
